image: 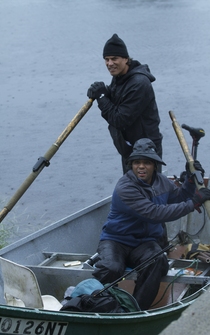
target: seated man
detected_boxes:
[92,138,210,310]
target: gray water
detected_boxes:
[1,0,210,244]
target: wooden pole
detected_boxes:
[169,110,210,219]
[0,99,93,222]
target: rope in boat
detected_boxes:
[150,259,200,308]
[169,205,206,243]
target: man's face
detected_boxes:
[104,56,129,76]
[132,159,156,184]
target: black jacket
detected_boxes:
[97,60,162,157]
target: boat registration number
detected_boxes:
[0,317,68,335]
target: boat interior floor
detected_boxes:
[36,244,210,309]
[1,244,210,311]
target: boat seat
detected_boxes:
[0,256,62,310]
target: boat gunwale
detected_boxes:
[0,196,112,256]
[0,282,209,321]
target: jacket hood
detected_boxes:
[129,60,156,83]
[114,60,156,85]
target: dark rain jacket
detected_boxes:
[97,60,162,158]
[100,170,195,248]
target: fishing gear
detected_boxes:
[181,124,205,160]
[95,243,174,296]
[182,123,205,185]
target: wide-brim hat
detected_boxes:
[127,138,166,165]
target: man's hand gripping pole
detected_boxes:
[169,111,210,219]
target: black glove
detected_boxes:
[87,82,108,99]
[192,188,210,213]
[188,160,205,176]
[180,160,205,183]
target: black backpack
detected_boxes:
[60,286,140,313]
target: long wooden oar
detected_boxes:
[0,99,93,223]
[169,110,210,219]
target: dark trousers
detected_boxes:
[93,240,169,310]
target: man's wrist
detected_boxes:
[97,94,105,100]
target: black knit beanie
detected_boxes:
[103,34,129,59]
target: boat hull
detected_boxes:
[0,295,201,335]
[0,194,210,335]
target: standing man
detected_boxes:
[92,138,210,310]
[87,33,163,173]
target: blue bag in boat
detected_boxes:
[71,278,104,297]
